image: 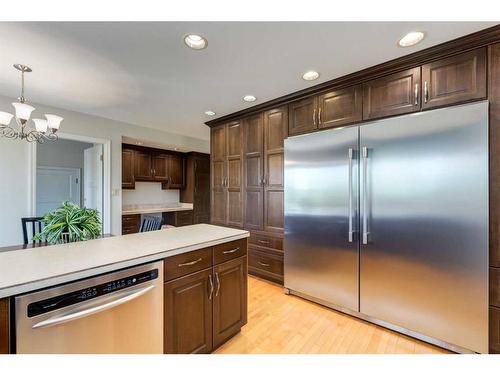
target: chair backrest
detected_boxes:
[21,217,44,245]
[139,215,163,232]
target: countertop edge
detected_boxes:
[0,232,249,299]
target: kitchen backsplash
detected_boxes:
[122,182,180,206]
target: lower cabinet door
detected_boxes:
[212,256,248,348]
[164,268,213,354]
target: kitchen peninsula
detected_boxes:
[0,224,249,354]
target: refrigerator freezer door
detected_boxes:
[359,101,489,353]
[284,126,359,311]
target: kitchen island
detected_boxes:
[0,224,249,354]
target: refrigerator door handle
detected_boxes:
[362,146,370,244]
[348,148,354,242]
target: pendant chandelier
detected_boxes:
[0,64,63,143]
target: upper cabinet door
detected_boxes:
[363,67,421,120]
[211,125,226,162]
[226,120,243,158]
[264,106,287,152]
[226,120,244,228]
[288,96,318,136]
[244,114,264,231]
[122,148,135,189]
[263,107,287,233]
[134,150,154,180]
[167,154,185,189]
[318,85,362,129]
[422,48,486,109]
[152,154,169,182]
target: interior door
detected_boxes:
[284,126,359,311]
[84,144,103,214]
[36,167,81,216]
[359,101,489,353]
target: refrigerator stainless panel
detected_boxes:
[284,126,359,311]
[359,101,489,353]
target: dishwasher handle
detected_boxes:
[32,284,156,329]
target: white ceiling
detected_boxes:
[0,22,496,141]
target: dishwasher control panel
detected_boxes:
[27,268,159,317]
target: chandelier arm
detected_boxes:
[0,126,19,139]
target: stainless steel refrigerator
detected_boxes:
[284,101,489,353]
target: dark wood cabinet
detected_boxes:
[212,256,248,348]
[210,121,243,228]
[163,210,193,227]
[164,268,213,354]
[122,145,186,190]
[166,154,185,188]
[422,48,486,109]
[152,154,169,182]
[318,85,363,129]
[164,239,248,354]
[211,125,227,226]
[491,267,500,308]
[122,148,135,189]
[181,152,210,224]
[363,67,421,120]
[244,113,264,231]
[263,107,286,233]
[490,306,500,354]
[134,150,154,180]
[122,214,140,235]
[490,43,500,270]
[248,247,283,284]
[288,96,318,136]
[0,298,9,354]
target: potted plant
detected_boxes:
[33,201,102,244]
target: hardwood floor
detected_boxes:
[214,276,450,354]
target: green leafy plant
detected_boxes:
[33,201,102,244]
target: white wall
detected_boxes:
[122,182,180,206]
[0,94,209,246]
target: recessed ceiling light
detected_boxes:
[398,31,425,47]
[302,71,320,81]
[205,110,216,116]
[243,95,257,102]
[184,34,208,50]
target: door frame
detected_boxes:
[29,132,111,235]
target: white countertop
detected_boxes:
[0,224,248,299]
[122,203,193,215]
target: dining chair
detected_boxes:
[139,215,163,232]
[21,217,44,244]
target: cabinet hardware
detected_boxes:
[257,240,270,245]
[348,148,354,243]
[313,108,317,126]
[362,147,370,245]
[414,83,419,106]
[177,258,203,267]
[318,107,322,124]
[215,272,220,297]
[223,247,240,254]
[258,261,270,267]
[208,274,214,300]
[424,81,429,104]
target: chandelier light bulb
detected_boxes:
[45,114,64,130]
[33,119,48,133]
[12,102,35,121]
[0,111,13,126]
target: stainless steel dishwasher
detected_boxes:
[15,261,163,354]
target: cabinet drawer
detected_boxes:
[176,211,193,226]
[248,248,283,283]
[213,239,247,265]
[490,306,500,354]
[249,233,283,251]
[491,267,500,308]
[164,247,212,282]
[122,214,140,234]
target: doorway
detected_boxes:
[31,134,111,234]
